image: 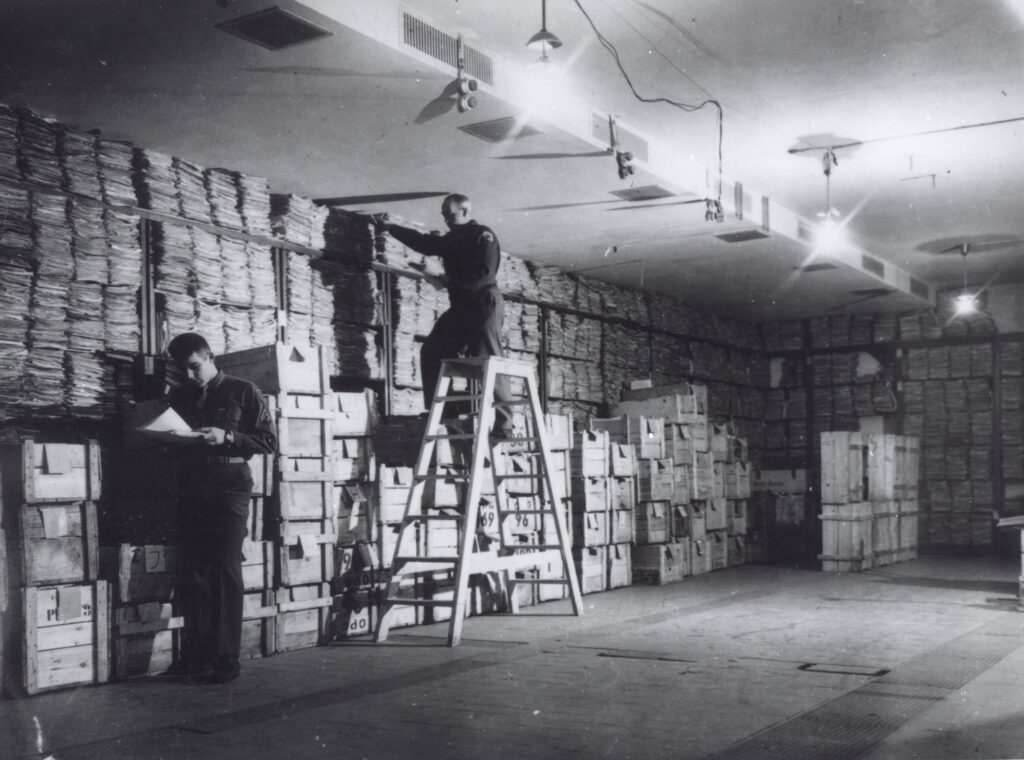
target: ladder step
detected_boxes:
[385,598,455,607]
[404,514,464,523]
[509,578,568,585]
[425,433,476,441]
[414,474,472,483]
[434,394,483,402]
[394,555,459,564]
[496,509,552,515]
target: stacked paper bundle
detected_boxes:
[547,357,602,402]
[206,168,245,231]
[270,193,326,249]
[416,279,448,336]
[550,312,601,360]
[0,103,19,182]
[0,250,32,345]
[174,157,212,224]
[246,242,276,308]
[533,264,575,304]
[602,282,649,324]
[70,202,108,284]
[574,276,604,314]
[97,138,136,207]
[0,341,28,406]
[334,324,382,380]
[195,300,227,354]
[602,323,649,401]
[314,261,379,326]
[67,281,105,353]
[29,194,73,348]
[651,333,694,384]
[105,208,142,287]
[133,148,180,215]
[286,310,312,347]
[286,251,314,315]
[311,266,334,328]
[223,305,252,352]
[0,185,33,250]
[250,307,278,347]
[389,386,423,417]
[502,300,540,354]
[152,223,197,339]
[60,125,103,199]
[220,237,252,305]
[192,227,223,303]
[498,253,538,300]
[323,208,375,263]
[18,109,63,189]
[238,173,271,236]
[65,349,106,413]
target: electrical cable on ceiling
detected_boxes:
[573,0,723,206]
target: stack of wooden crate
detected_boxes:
[569,429,611,593]
[819,432,920,571]
[242,453,276,659]
[330,389,382,640]
[1,439,110,695]
[218,342,335,652]
[615,383,710,581]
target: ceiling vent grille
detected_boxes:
[799,263,838,273]
[610,185,676,202]
[716,229,770,244]
[861,254,885,277]
[402,13,494,85]
[216,7,331,50]
[459,117,542,143]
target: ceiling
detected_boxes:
[2,0,1023,322]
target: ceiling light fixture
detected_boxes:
[526,0,562,62]
[953,244,978,316]
[816,148,841,223]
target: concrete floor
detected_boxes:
[3,555,1022,760]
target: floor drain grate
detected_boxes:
[798,663,889,677]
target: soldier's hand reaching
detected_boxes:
[197,426,227,445]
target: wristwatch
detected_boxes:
[225,430,235,446]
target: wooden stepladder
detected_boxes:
[374,356,583,646]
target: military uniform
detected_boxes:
[387,220,512,430]
[169,370,276,673]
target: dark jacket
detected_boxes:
[168,371,277,459]
[387,220,501,305]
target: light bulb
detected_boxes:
[953,292,977,316]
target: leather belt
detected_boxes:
[202,456,246,464]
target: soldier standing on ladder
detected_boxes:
[375,193,514,438]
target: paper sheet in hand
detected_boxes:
[138,406,204,443]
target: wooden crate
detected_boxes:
[669,504,689,539]
[872,501,900,566]
[248,496,265,541]
[570,430,609,478]
[336,483,377,545]
[0,440,101,504]
[591,416,666,460]
[727,535,746,567]
[897,502,919,562]
[570,476,608,513]
[9,501,99,586]
[274,583,331,652]
[573,546,607,594]
[13,581,110,695]
[248,453,273,496]
[673,464,691,504]
[332,437,376,482]
[277,454,332,481]
[609,442,637,477]
[241,590,276,659]
[820,431,866,504]
[376,466,413,523]
[693,451,714,500]
[242,539,273,591]
[724,462,752,499]
[572,510,608,548]
[867,434,896,501]
[112,601,182,679]
[689,502,707,541]
[278,534,335,586]
[690,537,712,575]
[330,389,379,437]
[331,588,376,639]
[609,508,634,544]
[638,458,674,502]
[100,544,179,604]
[705,498,728,532]
[635,500,669,545]
[712,461,726,499]
[608,476,636,511]
[218,342,329,396]
[632,542,685,585]
[276,408,333,458]
[709,530,727,570]
[615,382,707,424]
[275,477,334,523]
[727,500,748,536]
[819,502,874,572]
[607,543,632,589]
[544,413,574,451]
